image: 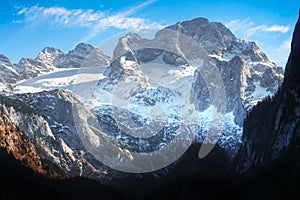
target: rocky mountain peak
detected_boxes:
[226,39,272,64]
[15,57,46,79]
[95,17,284,156]
[37,47,63,62]
[54,43,111,68]
[113,33,146,60]
[75,42,95,53]
[0,54,19,84]
[35,47,63,71]
[0,54,11,63]
[0,42,111,83]
[41,47,63,55]
[163,17,236,53]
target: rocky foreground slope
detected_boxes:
[0,108,45,174]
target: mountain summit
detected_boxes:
[54,43,111,68]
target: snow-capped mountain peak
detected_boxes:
[163,17,236,54]
[0,54,20,85]
[54,43,111,68]
[93,17,283,155]
[36,47,63,67]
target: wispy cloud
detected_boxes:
[82,0,163,42]
[16,0,163,41]
[225,18,292,66]
[279,37,292,50]
[17,6,105,27]
[226,18,290,37]
[264,37,292,66]
[264,25,290,33]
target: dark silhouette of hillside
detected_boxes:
[0,148,126,200]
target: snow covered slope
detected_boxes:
[14,67,106,96]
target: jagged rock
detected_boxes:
[1,90,107,178]
[0,54,20,85]
[0,108,46,174]
[15,47,62,80]
[36,47,63,67]
[54,43,111,68]
[163,17,236,54]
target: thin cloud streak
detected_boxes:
[225,18,292,67]
[226,18,290,37]
[81,0,161,42]
[17,6,105,27]
[119,0,157,17]
[279,37,292,50]
[265,37,292,67]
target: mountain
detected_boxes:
[2,16,284,179]
[95,17,283,155]
[0,94,127,200]
[36,47,63,68]
[1,10,300,199]
[53,43,111,68]
[0,90,108,178]
[0,15,289,198]
[0,54,20,86]
[2,43,110,83]
[15,47,63,80]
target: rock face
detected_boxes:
[165,17,236,54]
[0,90,106,178]
[54,43,111,68]
[0,54,20,85]
[15,47,63,80]
[0,108,45,174]
[36,47,63,68]
[237,12,300,172]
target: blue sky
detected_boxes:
[0,0,299,66]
